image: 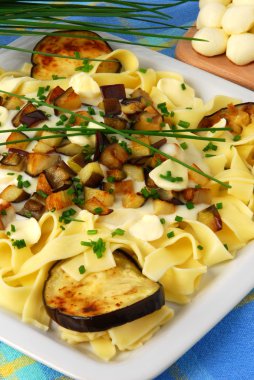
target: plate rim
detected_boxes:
[0,34,254,380]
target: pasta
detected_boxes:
[0,45,254,363]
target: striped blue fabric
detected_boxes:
[0,1,254,379]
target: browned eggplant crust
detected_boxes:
[198,102,254,134]
[43,251,165,332]
[31,30,121,80]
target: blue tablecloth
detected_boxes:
[0,1,253,379]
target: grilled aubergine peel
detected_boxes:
[43,251,165,332]
[198,102,254,132]
[31,30,121,80]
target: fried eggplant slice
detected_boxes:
[0,185,30,203]
[0,200,15,230]
[79,162,104,187]
[18,193,46,220]
[43,251,164,332]
[0,151,27,172]
[197,205,222,232]
[31,30,121,80]
[198,102,254,134]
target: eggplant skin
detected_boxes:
[198,102,254,130]
[43,252,165,332]
[31,30,121,80]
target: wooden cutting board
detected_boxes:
[175,27,254,90]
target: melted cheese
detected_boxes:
[129,215,164,241]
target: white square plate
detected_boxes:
[0,35,254,380]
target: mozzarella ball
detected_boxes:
[226,33,254,64]
[222,5,254,34]
[192,27,228,56]
[199,0,231,8]
[233,0,254,5]
[197,3,226,29]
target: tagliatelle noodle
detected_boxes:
[160,258,207,304]
[1,48,254,361]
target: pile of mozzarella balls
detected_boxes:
[192,0,254,65]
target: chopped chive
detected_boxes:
[146,117,153,123]
[119,141,132,154]
[140,187,159,199]
[233,135,241,141]
[216,202,223,209]
[175,215,183,222]
[167,231,175,238]
[186,201,194,210]
[203,142,217,152]
[181,83,186,90]
[11,224,16,232]
[139,68,147,73]
[178,120,190,128]
[157,102,169,116]
[180,142,188,150]
[87,106,96,116]
[7,172,15,175]
[12,239,26,249]
[81,238,106,258]
[197,245,203,250]
[66,188,75,195]
[52,74,66,80]
[224,243,229,250]
[0,210,7,215]
[37,190,48,199]
[94,207,103,215]
[160,218,166,224]
[107,176,115,183]
[79,265,86,274]
[87,229,98,235]
[159,171,183,182]
[205,154,215,158]
[112,228,125,237]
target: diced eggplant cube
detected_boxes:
[103,98,121,116]
[44,160,75,191]
[100,84,126,100]
[197,205,223,232]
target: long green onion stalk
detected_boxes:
[0,0,200,57]
[0,89,230,189]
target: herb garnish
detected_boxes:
[81,238,106,258]
[59,208,83,224]
[140,187,159,199]
[12,239,26,249]
[79,265,86,274]
[17,175,31,189]
[159,171,183,182]
[112,228,125,237]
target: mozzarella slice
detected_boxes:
[157,78,195,107]
[69,72,101,104]
[149,159,188,191]
[129,215,164,241]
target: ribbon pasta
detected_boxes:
[0,48,254,362]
